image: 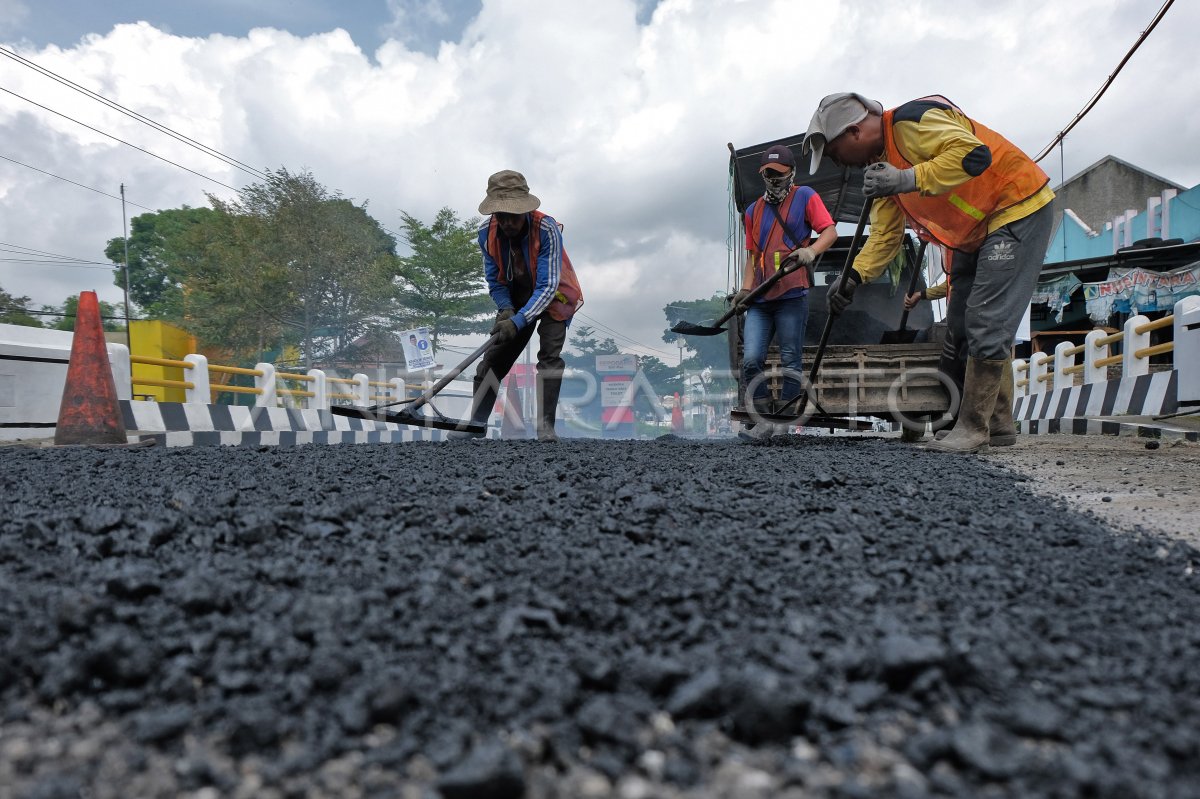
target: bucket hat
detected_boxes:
[478,170,541,214]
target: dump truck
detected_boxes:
[724,134,953,432]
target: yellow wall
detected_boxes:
[130,321,196,402]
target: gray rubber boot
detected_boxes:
[925,357,1005,454]
[988,360,1017,446]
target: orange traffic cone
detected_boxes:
[54,291,128,446]
[671,392,684,434]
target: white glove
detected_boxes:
[784,247,817,267]
[863,162,917,198]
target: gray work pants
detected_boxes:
[946,203,1054,362]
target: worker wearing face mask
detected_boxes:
[735,144,838,438]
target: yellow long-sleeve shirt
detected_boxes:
[853,105,1055,282]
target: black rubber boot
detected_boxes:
[537,375,562,442]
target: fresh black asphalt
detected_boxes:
[2,437,1198,798]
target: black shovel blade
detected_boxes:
[330,404,486,434]
[879,329,919,345]
[670,320,726,336]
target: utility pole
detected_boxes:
[120,183,132,354]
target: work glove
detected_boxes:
[491,318,518,344]
[826,270,862,315]
[904,290,925,311]
[732,288,752,308]
[782,246,817,268]
[495,307,515,323]
[862,162,917,198]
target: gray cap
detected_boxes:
[801,92,884,174]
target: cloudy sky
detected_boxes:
[1,0,1196,363]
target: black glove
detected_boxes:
[732,288,751,308]
[826,270,862,315]
[491,318,518,344]
[495,307,515,323]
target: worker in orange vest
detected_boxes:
[803,93,1054,453]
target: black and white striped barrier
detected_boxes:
[121,399,498,447]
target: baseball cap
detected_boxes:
[758,144,796,174]
[801,92,884,174]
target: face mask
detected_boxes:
[763,169,793,204]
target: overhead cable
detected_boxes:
[0,152,156,211]
[0,46,272,183]
[1034,0,1175,163]
[0,85,240,192]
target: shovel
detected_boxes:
[329,333,499,434]
[771,201,873,420]
[670,257,812,337]
[879,239,929,345]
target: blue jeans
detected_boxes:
[741,294,808,408]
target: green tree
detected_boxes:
[193,168,399,366]
[0,286,43,327]
[661,293,732,372]
[105,206,219,318]
[393,208,493,349]
[42,295,125,332]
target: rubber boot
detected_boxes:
[925,357,1004,454]
[988,360,1017,446]
[536,375,562,442]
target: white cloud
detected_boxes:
[1,0,1198,360]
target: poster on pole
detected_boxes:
[401,327,436,371]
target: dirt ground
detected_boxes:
[989,433,1200,549]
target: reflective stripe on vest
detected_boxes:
[882,97,1048,252]
[746,188,813,299]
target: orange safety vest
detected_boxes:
[882,96,1048,253]
[746,188,814,299]
[486,210,583,321]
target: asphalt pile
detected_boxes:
[2,437,1199,798]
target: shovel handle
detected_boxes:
[896,239,929,332]
[805,201,872,389]
[407,333,500,412]
[358,332,501,413]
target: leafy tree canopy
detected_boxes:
[0,285,43,327]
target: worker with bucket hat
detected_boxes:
[452,170,584,442]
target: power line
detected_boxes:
[1033,0,1175,163]
[0,46,273,184]
[0,85,240,192]
[575,311,677,359]
[0,258,112,268]
[0,152,156,211]
[0,241,100,262]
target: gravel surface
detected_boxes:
[2,437,1199,798]
[990,434,1200,548]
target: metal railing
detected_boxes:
[128,352,432,411]
[1013,297,1197,399]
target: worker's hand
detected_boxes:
[491,318,518,344]
[826,271,862,315]
[732,288,751,308]
[904,291,925,310]
[495,307,515,323]
[782,247,817,268]
[862,162,917,198]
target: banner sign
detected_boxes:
[401,327,436,371]
[595,354,637,373]
[1082,262,1200,323]
[1031,274,1081,323]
